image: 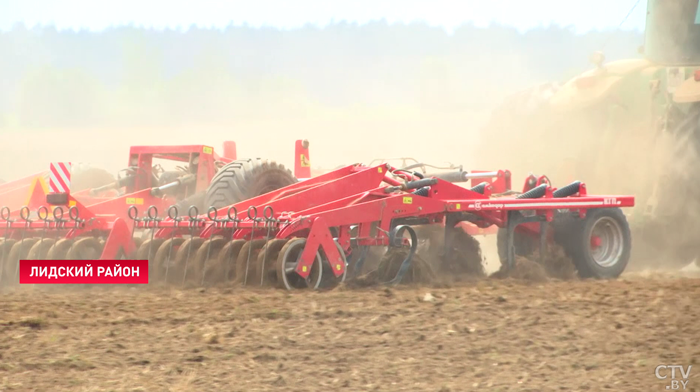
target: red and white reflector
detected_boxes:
[49,162,72,193]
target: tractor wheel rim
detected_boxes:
[589,216,624,268]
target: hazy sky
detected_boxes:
[0,0,647,33]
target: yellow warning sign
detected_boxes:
[24,176,50,206]
[300,154,310,168]
[378,167,383,173]
[403,196,413,204]
[202,146,213,154]
[456,203,461,210]
[126,198,144,205]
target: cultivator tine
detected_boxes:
[202,206,225,285]
[27,206,55,262]
[64,205,84,260]
[224,206,240,284]
[0,207,11,284]
[13,206,33,282]
[61,206,87,261]
[36,206,51,244]
[182,205,202,286]
[145,206,161,269]
[127,206,141,259]
[53,206,66,248]
[385,225,418,286]
[163,205,183,284]
[243,206,261,286]
[259,206,276,287]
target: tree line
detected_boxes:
[0,21,644,129]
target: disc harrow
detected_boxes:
[1,161,636,290]
[120,162,636,290]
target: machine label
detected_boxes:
[603,197,620,205]
[300,154,310,167]
[202,146,213,154]
[126,198,144,205]
[403,196,413,204]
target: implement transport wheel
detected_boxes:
[204,158,298,209]
[568,208,631,279]
[276,238,323,290]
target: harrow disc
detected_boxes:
[137,238,166,278]
[216,239,247,283]
[27,238,57,260]
[0,239,18,285]
[66,237,103,260]
[151,237,186,283]
[46,239,74,260]
[235,239,268,286]
[275,238,323,290]
[319,240,348,289]
[255,239,289,287]
[194,236,227,286]
[172,237,205,286]
[3,238,39,286]
[137,238,165,262]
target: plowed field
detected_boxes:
[1,271,698,392]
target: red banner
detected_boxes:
[19,260,149,284]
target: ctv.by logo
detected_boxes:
[655,365,692,390]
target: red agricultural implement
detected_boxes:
[0,140,312,218]
[1,159,634,290]
[0,141,311,285]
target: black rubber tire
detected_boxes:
[565,208,631,279]
[203,158,297,210]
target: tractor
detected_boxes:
[476,0,700,269]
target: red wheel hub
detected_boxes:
[590,235,602,248]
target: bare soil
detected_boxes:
[0,274,698,392]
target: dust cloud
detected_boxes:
[2,22,692,273]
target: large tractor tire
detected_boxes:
[203,158,297,210]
